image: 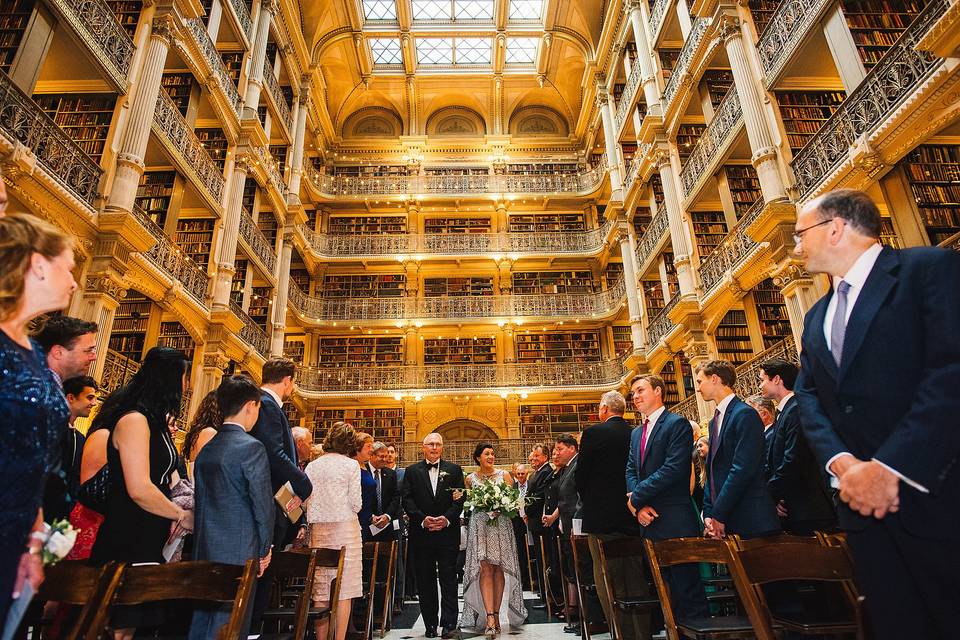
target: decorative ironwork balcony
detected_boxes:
[101,349,141,395]
[296,356,632,395]
[661,18,709,113]
[0,70,102,207]
[262,60,291,131]
[184,18,243,117]
[153,91,225,205]
[646,294,680,348]
[756,0,831,86]
[615,62,644,133]
[791,0,947,199]
[305,157,608,198]
[680,88,742,199]
[132,204,211,306]
[239,207,277,274]
[697,199,765,297]
[672,395,700,422]
[230,300,270,357]
[49,0,134,89]
[635,202,670,269]
[941,232,960,252]
[398,438,543,466]
[299,217,615,259]
[648,0,671,42]
[287,279,627,323]
[733,336,798,399]
[226,0,252,37]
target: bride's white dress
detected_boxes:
[458,470,528,631]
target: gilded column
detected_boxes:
[627,0,662,113]
[775,265,820,346]
[654,148,696,296]
[598,86,623,198]
[287,92,309,202]
[617,225,645,349]
[78,276,125,382]
[243,0,274,117]
[212,156,250,308]
[270,228,294,355]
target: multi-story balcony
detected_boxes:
[262,60,292,136]
[697,199,766,300]
[230,300,270,357]
[756,0,833,87]
[615,61,644,136]
[0,70,102,210]
[661,18,710,118]
[101,349,141,394]
[295,356,632,396]
[645,293,681,349]
[287,279,627,325]
[48,0,135,91]
[648,0,671,45]
[679,88,743,202]
[297,218,616,260]
[132,205,211,307]
[181,18,244,120]
[239,207,277,276]
[222,0,253,43]
[303,159,608,200]
[635,203,670,272]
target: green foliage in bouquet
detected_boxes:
[462,479,530,526]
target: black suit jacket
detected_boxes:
[556,457,581,536]
[796,246,960,537]
[767,396,836,527]
[625,409,702,540]
[250,392,312,500]
[525,463,555,535]
[763,425,778,479]
[703,397,780,536]
[369,464,401,540]
[401,459,465,547]
[575,416,639,535]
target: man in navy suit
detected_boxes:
[792,189,960,639]
[695,360,780,539]
[625,374,709,622]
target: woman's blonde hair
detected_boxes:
[354,431,374,457]
[323,421,358,456]
[0,213,72,321]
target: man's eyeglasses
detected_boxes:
[793,218,834,244]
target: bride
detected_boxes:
[459,442,528,637]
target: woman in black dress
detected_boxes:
[89,346,193,639]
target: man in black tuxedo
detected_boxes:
[551,435,581,633]
[792,189,960,639]
[625,375,709,623]
[759,358,836,535]
[401,433,465,638]
[695,360,780,540]
[525,443,559,610]
[249,358,312,627]
[575,391,645,640]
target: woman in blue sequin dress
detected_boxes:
[0,214,77,623]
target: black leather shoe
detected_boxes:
[441,626,457,639]
[564,623,580,634]
[425,627,438,638]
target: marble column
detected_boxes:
[77,276,125,382]
[617,226,645,349]
[627,0,662,112]
[270,229,294,355]
[287,92,309,202]
[654,149,696,296]
[597,86,623,197]
[243,0,274,117]
[212,157,249,308]
[776,265,820,346]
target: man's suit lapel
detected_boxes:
[838,248,898,382]
[806,297,839,380]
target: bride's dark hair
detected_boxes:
[472,441,495,465]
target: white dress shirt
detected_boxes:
[427,459,440,494]
[714,393,736,437]
[641,405,667,457]
[261,386,283,407]
[776,392,795,413]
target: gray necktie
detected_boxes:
[375,469,382,512]
[830,280,851,365]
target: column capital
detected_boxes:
[715,13,742,44]
[150,14,177,44]
[624,0,645,13]
[202,352,232,371]
[652,147,672,169]
[84,274,127,302]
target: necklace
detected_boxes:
[478,469,498,480]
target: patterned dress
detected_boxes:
[459,470,528,631]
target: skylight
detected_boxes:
[509,0,543,21]
[506,37,539,64]
[455,37,492,64]
[412,0,450,20]
[369,38,403,65]
[362,0,396,21]
[455,0,494,20]
[415,37,492,65]
[412,0,494,21]
[416,38,454,64]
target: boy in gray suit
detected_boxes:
[189,375,275,640]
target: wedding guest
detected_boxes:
[47,376,98,518]
[692,436,709,513]
[551,436,581,633]
[305,422,364,640]
[292,427,314,469]
[511,464,532,590]
[354,432,377,540]
[525,443,558,610]
[34,315,97,386]
[89,347,193,639]
[0,214,75,623]
[188,375,273,640]
[368,441,400,542]
[745,395,777,479]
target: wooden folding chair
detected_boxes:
[95,560,259,640]
[358,542,382,640]
[258,549,320,640]
[644,537,777,640]
[17,560,125,640]
[594,536,658,640]
[303,547,348,640]
[729,538,865,639]
[569,535,608,640]
[538,535,560,617]
[374,540,398,638]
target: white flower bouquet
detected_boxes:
[39,519,79,565]
[462,480,528,525]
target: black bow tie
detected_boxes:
[426,462,439,470]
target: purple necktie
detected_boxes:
[830,280,851,366]
[708,408,720,499]
[639,419,650,465]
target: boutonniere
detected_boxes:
[438,470,449,481]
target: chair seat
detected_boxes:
[774,610,858,634]
[705,591,736,602]
[262,605,331,620]
[679,615,755,637]
[614,596,660,611]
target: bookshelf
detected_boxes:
[663,252,679,299]
[158,321,196,362]
[283,402,301,426]
[715,309,753,364]
[643,279,665,316]
[748,0,781,38]
[249,286,271,328]
[612,325,633,356]
[242,177,257,214]
[161,73,193,115]
[135,170,176,228]
[691,211,729,256]
[677,124,707,160]
[329,216,407,233]
[634,206,653,236]
[702,70,734,109]
[651,173,665,206]
[311,408,404,443]
[424,217,491,234]
[775,91,846,154]
[423,277,493,297]
[752,279,792,348]
[679,353,695,399]
[605,261,624,284]
[174,219,214,267]
[108,291,151,361]
[257,213,278,245]
[659,48,681,82]
[423,167,489,176]
[196,128,228,171]
[290,267,310,291]
[519,403,599,436]
[508,213,586,232]
[901,144,960,244]
[321,274,406,298]
[512,271,596,294]
[231,259,247,305]
[270,145,287,176]
[515,331,602,363]
[106,1,142,38]
[424,337,496,364]
[658,359,681,405]
[33,94,115,162]
[283,337,305,362]
[221,51,244,86]
[841,0,926,70]
[506,162,581,175]
[316,336,403,367]
[333,165,409,177]
[725,165,763,218]
[0,0,31,74]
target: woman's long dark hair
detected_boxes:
[182,390,221,460]
[93,346,189,432]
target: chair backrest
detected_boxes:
[731,533,818,551]
[269,549,320,640]
[361,542,382,640]
[34,561,125,640]
[569,536,595,640]
[645,536,731,568]
[375,541,398,638]
[597,535,646,559]
[732,542,857,586]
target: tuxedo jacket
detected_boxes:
[763,425,778,479]
[796,246,960,537]
[556,457,581,536]
[401,459,465,547]
[250,392,312,500]
[703,396,780,536]
[575,416,639,535]
[766,396,836,526]
[525,463,556,535]
[625,409,702,540]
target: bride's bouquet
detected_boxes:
[462,480,528,525]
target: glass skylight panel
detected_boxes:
[509,0,543,20]
[455,37,492,64]
[416,38,454,64]
[370,38,403,65]
[506,37,539,64]
[362,0,397,20]
[412,0,449,20]
[455,0,494,20]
